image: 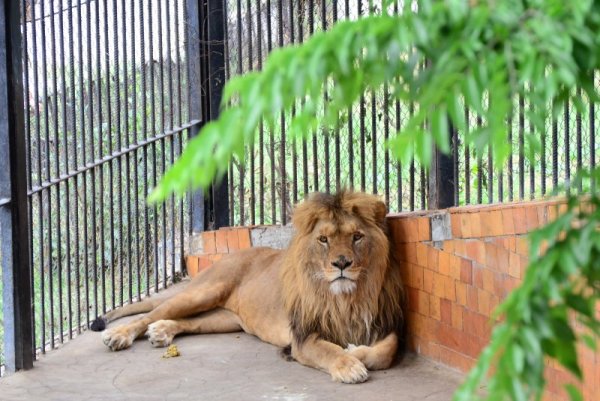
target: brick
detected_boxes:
[409,263,424,289]
[238,228,252,249]
[407,287,419,312]
[417,290,430,316]
[451,304,463,330]
[473,265,483,289]
[467,285,479,311]
[460,258,473,284]
[215,230,229,253]
[489,210,504,237]
[439,251,452,277]
[427,247,439,272]
[450,213,462,238]
[403,218,420,242]
[520,256,528,278]
[493,274,506,298]
[465,240,480,261]
[516,237,529,256]
[500,208,515,235]
[405,242,418,264]
[513,207,528,234]
[417,217,430,241]
[508,251,521,279]
[226,229,240,251]
[455,281,467,306]
[477,290,491,316]
[537,205,547,227]
[443,276,456,301]
[464,334,487,359]
[202,231,217,254]
[482,269,495,293]
[454,239,466,257]
[525,206,540,231]
[448,255,462,280]
[439,346,476,373]
[443,240,455,254]
[460,213,472,238]
[480,211,493,237]
[430,295,441,320]
[416,243,428,267]
[432,272,446,298]
[423,268,434,294]
[485,242,499,271]
[436,322,462,350]
[185,256,199,277]
[496,246,510,275]
[470,213,482,238]
[463,310,491,340]
[440,299,452,325]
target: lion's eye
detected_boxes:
[353,232,364,242]
[318,235,328,244]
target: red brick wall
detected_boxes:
[387,200,598,401]
[185,200,598,401]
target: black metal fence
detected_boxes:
[0,0,218,375]
[223,0,599,226]
[1,0,599,377]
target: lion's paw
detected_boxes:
[146,320,178,348]
[102,326,135,351]
[330,354,369,384]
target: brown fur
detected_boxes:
[97,191,405,383]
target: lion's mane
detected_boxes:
[280,191,405,350]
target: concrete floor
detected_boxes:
[0,283,463,400]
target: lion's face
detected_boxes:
[311,216,371,295]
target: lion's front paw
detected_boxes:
[330,354,369,384]
[146,320,178,348]
[102,326,135,351]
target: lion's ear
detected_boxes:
[373,200,387,225]
[291,200,319,235]
[349,196,387,226]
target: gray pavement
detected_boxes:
[0,285,463,401]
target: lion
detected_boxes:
[92,191,405,383]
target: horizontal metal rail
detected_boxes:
[27,120,201,197]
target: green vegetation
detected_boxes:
[151,1,600,400]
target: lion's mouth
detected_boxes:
[329,276,357,295]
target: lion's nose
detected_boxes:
[331,256,353,270]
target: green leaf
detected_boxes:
[564,384,583,401]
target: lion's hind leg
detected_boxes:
[146,308,242,347]
[102,278,234,351]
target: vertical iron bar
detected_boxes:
[0,0,34,370]
[236,0,244,225]
[58,0,73,339]
[247,0,254,225]
[278,0,287,220]
[148,0,159,293]
[41,0,56,349]
[267,0,276,220]
[132,0,142,300]
[464,107,470,204]
[564,99,571,194]
[257,0,265,222]
[188,0,205,233]
[206,0,229,228]
[476,115,483,204]
[552,111,558,191]
[51,0,65,344]
[576,88,582,193]
[591,77,596,192]
[158,0,168,288]
[68,0,81,335]
[518,95,525,200]
[507,113,513,201]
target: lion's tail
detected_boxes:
[90,297,164,331]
